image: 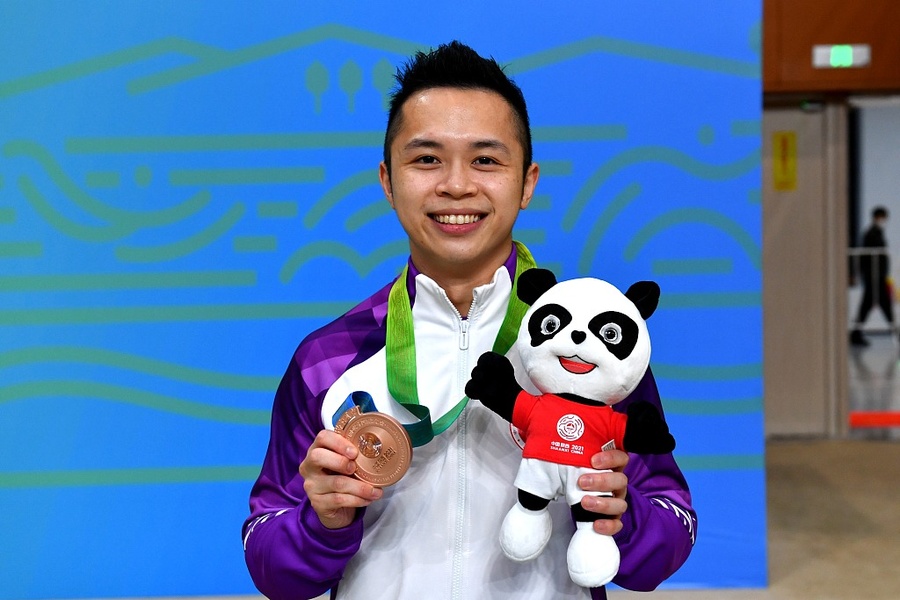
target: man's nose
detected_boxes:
[436,162,477,198]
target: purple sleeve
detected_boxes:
[242,358,363,600]
[611,368,697,591]
[242,282,392,599]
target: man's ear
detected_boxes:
[379,162,394,209]
[519,162,540,210]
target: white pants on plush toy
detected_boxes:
[500,457,620,588]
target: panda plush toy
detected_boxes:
[465,268,675,589]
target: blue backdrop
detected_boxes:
[0,2,763,597]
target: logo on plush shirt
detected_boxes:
[556,414,585,441]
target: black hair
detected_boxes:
[382,40,532,177]
[873,206,889,220]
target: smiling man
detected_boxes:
[243,41,695,600]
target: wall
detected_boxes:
[764,0,900,93]
[0,1,763,597]
[762,105,848,437]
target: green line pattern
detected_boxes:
[233,235,278,253]
[346,200,393,233]
[507,37,759,78]
[304,170,380,229]
[169,166,325,186]
[659,291,761,309]
[653,258,734,276]
[280,240,409,282]
[564,146,759,231]
[0,301,355,326]
[0,271,257,292]
[115,202,245,263]
[0,241,43,259]
[653,362,762,380]
[0,381,270,424]
[257,201,298,218]
[663,397,762,415]
[67,132,385,153]
[0,346,279,391]
[677,454,763,471]
[0,466,261,488]
[624,208,761,270]
[5,140,211,230]
[579,182,642,274]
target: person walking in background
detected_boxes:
[851,206,894,347]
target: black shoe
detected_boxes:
[850,330,869,347]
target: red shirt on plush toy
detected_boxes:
[465,268,675,589]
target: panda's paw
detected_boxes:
[567,522,620,588]
[465,352,520,415]
[624,401,676,454]
[499,502,552,562]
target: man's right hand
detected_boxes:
[299,430,384,529]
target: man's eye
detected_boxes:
[417,156,438,164]
[474,156,497,166]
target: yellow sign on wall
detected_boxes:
[772,131,797,191]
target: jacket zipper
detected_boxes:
[449,294,477,599]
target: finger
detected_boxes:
[301,445,357,480]
[304,470,384,504]
[300,431,359,479]
[592,517,624,537]
[590,449,629,471]
[580,494,627,518]
[313,430,359,460]
[578,470,628,496]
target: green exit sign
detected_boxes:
[813,44,871,69]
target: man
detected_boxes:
[243,41,695,600]
[852,206,893,346]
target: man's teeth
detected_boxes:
[434,214,481,225]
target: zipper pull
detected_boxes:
[459,319,470,350]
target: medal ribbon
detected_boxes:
[384,241,537,447]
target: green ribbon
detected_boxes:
[385,241,537,446]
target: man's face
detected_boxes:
[379,87,539,283]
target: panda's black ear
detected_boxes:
[626,281,660,319]
[516,268,557,305]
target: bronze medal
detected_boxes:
[334,406,412,487]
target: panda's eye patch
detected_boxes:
[528,304,572,346]
[599,323,623,344]
[588,311,639,360]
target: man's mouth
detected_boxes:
[432,214,482,225]
[559,356,597,374]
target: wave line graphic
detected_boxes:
[0,346,279,391]
[280,239,408,282]
[0,301,356,326]
[304,170,380,229]
[652,362,761,381]
[662,396,762,415]
[564,146,760,231]
[129,24,424,94]
[578,182,642,274]
[0,380,269,425]
[0,37,227,99]
[115,202,245,263]
[0,270,256,292]
[624,208,761,270]
[6,140,211,242]
[346,199,394,233]
[0,465,261,488]
[508,36,758,78]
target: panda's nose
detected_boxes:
[571,330,586,344]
